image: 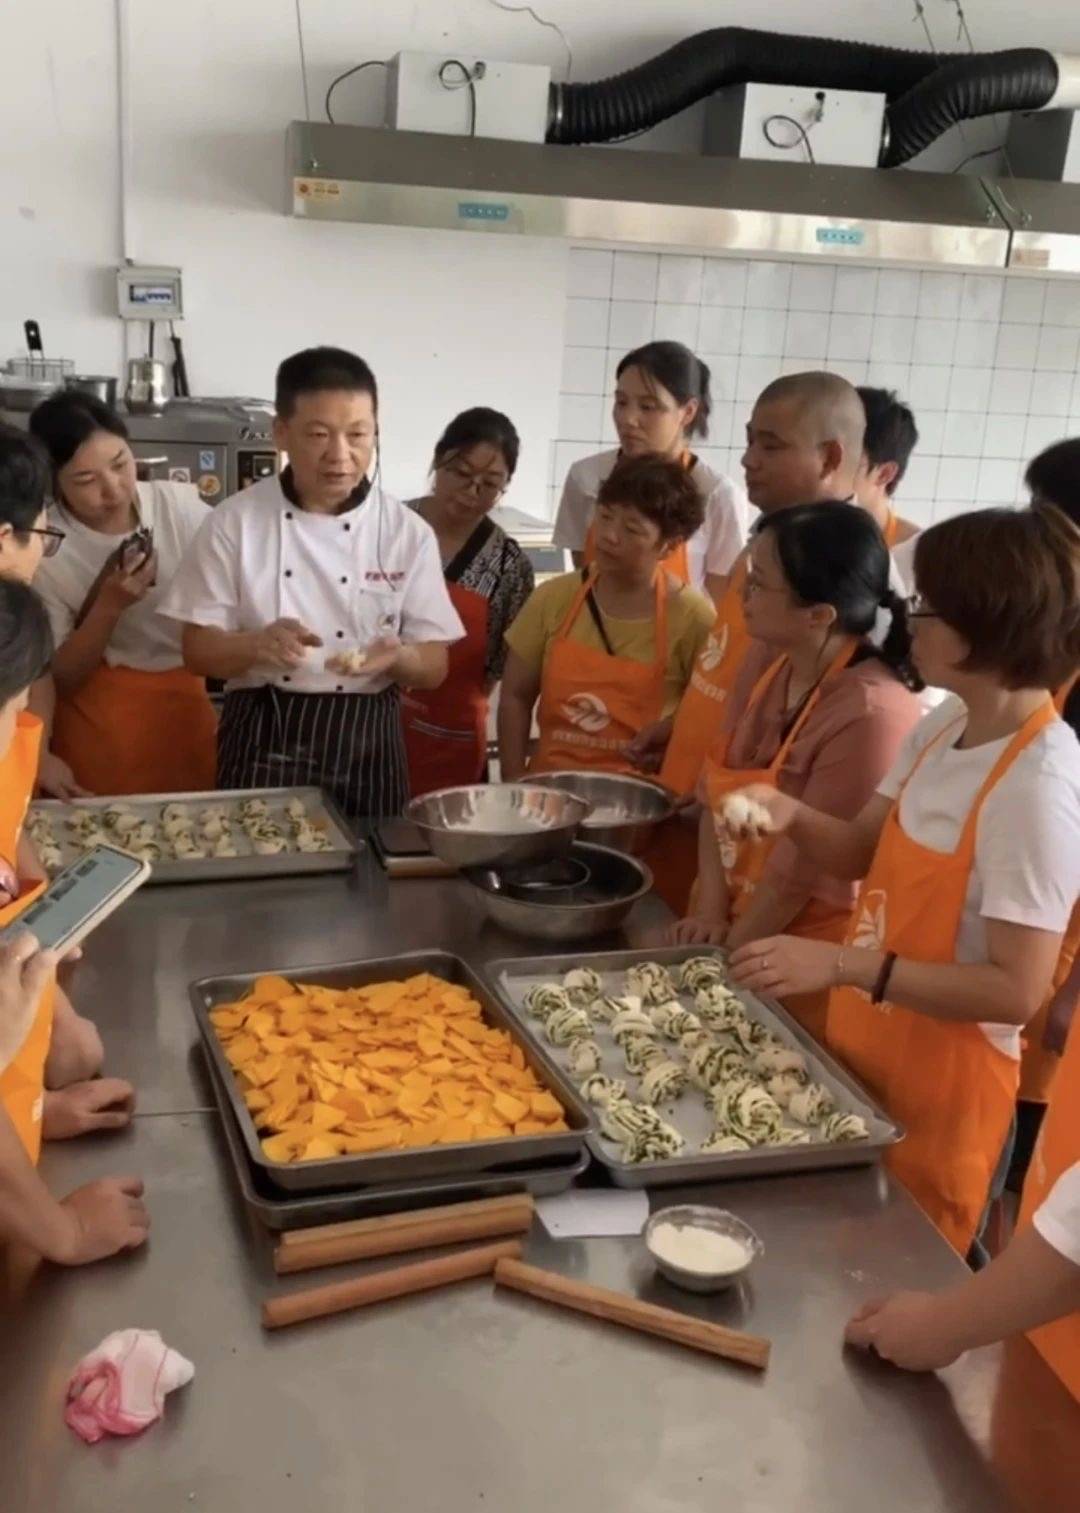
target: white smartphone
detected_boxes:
[0,845,150,956]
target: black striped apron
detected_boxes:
[216,684,407,821]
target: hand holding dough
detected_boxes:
[718,792,775,840]
[325,648,369,676]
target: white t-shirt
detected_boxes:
[890,533,918,594]
[157,474,465,695]
[1034,1160,1080,1266]
[877,695,1080,1056]
[34,481,209,673]
[552,449,749,589]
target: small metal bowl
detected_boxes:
[523,771,674,855]
[404,783,590,869]
[644,1205,763,1294]
[462,841,653,942]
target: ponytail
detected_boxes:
[875,586,923,692]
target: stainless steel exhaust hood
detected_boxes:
[286,120,1078,273]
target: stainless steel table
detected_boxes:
[1,852,1076,1512]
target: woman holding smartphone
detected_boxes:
[29,392,217,795]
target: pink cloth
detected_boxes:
[65,1329,194,1444]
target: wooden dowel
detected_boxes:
[494,1257,770,1371]
[262,1239,522,1331]
[274,1200,534,1274]
[277,1193,534,1252]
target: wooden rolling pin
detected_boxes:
[274,1194,535,1275]
[263,1239,522,1331]
[494,1257,771,1371]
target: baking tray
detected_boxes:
[207,1053,588,1231]
[27,786,358,885]
[192,951,591,1193]
[483,945,903,1189]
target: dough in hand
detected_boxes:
[325,649,369,676]
[719,792,773,836]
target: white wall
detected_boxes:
[4,1,1080,514]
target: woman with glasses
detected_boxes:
[28,392,217,796]
[725,503,1080,1258]
[402,408,534,795]
[670,503,923,1040]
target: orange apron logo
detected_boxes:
[557,693,610,735]
[699,624,730,672]
[852,888,887,951]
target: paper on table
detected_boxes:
[536,1189,650,1239]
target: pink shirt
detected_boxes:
[722,642,922,908]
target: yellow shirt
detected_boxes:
[505,571,716,718]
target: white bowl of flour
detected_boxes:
[645,1204,763,1293]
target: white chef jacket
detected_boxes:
[553,449,749,588]
[878,695,1080,1057]
[157,473,464,694]
[33,481,209,672]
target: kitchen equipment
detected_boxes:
[207,1050,588,1231]
[192,950,591,1192]
[462,842,652,942]
[27,787,358,886]
[484,945,903,1187]
[65,374,118,407]
[274,1193,534,1274]
[0,323,73,410]
[405,783,589,869]
[125,357,169,414]
[522,771,675,856]
[262,1239,523,1331]
[644,1205,763,1294]
[371,817,455,878]
[493,1257,771,1370]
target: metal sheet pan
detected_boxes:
[207,1053,588,1231]
[27,787,358,885]
[483,946,903,1189]
[191,951,591,1193]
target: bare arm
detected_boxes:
[732,916,1065,1028]
[27,674,54,738]
[52,553,158,697]
[182,618,322,681]
[44,984,104,1087]
[726,785,892,882]
[392,642,448,692]
[497,650,540,782]
[725,878,815,953]
[845,1222,1080,1372]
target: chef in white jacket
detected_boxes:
[158,347,463,819]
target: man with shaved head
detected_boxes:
[742,371,866,514]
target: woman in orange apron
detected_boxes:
[499,455,715,781]
[401,409,534,796]
[677,504,922,1037]
[29,391,217,796]
[552,341,748,603]
[728,503,1080,1254]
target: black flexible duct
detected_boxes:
[547,27,1059,167]
[882,49,1057,164]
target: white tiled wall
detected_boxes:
[554,249,1080,528]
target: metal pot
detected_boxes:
[65,374,118,407]
[125,358,169,414]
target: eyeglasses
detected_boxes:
[438,462,508,501]
[905,594,939,621]
[26,526,66,559]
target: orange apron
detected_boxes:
[1018,1012,1080,1401]
[402,579,489,796]
[827,700,1058,1254]
[658,555,752,799]
[0,712,53,1164]
[51,663,217,796]
[881,508,899,549]
[702,640,858,1040]
[1018,673,1080,1103]
[529,570,668,777]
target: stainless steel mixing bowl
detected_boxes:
[461,841,653,942]
[522,771,675,855]
[404,783,591,869]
